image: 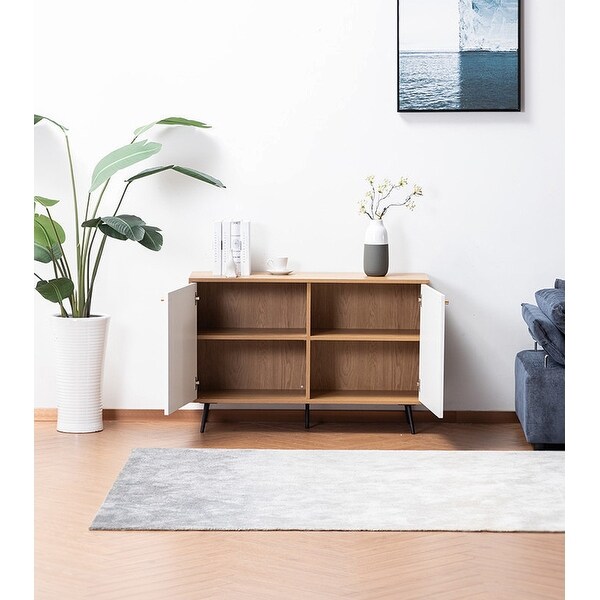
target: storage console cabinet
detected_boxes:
[165,273,446,433]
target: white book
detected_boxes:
[241,221,251,276]
[212,221,222,276]
[221,220,231,275]
[230,220,242,276]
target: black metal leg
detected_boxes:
[200,403,210,433]
[305,403,310,429]
[404,405,416,434]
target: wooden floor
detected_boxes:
[35,418,564,600]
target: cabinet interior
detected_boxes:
[195,280,422,404]
[197,340,306,399]
[310,341,419,393]
[310,283,420,334]
[197,282,306,332]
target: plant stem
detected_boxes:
[90,181,111,220]
[112,181,132,216]
[86,226,99,294]
[44,208,74,280]
[375,184,398,218]
[83,182,132,316]
[64,133,85,317]
[369,181,376,219]
[84,235,108,317]
[379,193,414,218]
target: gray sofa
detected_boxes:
[515,279,565,450]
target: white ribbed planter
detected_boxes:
[52,314,110,433]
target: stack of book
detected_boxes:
[213,220,251,277]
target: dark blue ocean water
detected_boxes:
[399,51,519,111]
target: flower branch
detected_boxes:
[358,176,422,220]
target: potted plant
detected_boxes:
[358,176,423,277]
[34,115,225,433]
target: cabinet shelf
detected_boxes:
[197,389,307,403]
[198,328,306,340]
[310,329,419,342]
[309,390,420,405]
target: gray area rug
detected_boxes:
[90,448,564,532]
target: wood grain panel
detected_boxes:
[190,271,430,284]
[311,329,420,341]
[196,282,306,330]
[198,340,306,392]
[311,341,419,392]
[197,390,306,403]
[306,283,312,400]
[310,283,420,331]
[309,390,420,404]
[197,328,306,340]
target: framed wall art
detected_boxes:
[397,0,521,112]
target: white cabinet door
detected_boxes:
[418,284,446,418]
[164,284,198,415]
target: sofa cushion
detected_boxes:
[535,288,565,333]
[521,303,565,365]
[555,279,565,290]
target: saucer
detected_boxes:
[267,269,294,276]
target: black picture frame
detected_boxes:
[396,0,522,113]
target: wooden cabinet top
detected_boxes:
[189,272,430,284]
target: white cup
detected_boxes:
[267,257,288,271]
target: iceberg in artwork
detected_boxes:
[459,0,518,51]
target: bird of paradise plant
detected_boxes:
[34,116,225,317]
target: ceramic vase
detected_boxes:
[363,219,389,277]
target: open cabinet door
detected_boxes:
[418,284,446,418]
[164,284,197,415]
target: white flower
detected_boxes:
[359,174,422,218]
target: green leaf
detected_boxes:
[34,243,52,263]
[34,195,60,207]
[125,165,175,182]
[138,226,163,251]
[126,164,225,188]
[35,277,74,302]
[34,115,68,132]
[89,140,161,192]
[34,214,66,246]
[83,215,149,241]
[81,218,102,227]
[99,223,127,240]
[172,166,226,188]
[100,215,146,241]
[158,117,211,128]
[34,242,62,263]
[133,116,211,137]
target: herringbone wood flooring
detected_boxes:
[35,419,564,600]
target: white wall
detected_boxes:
[34,0,564,411]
